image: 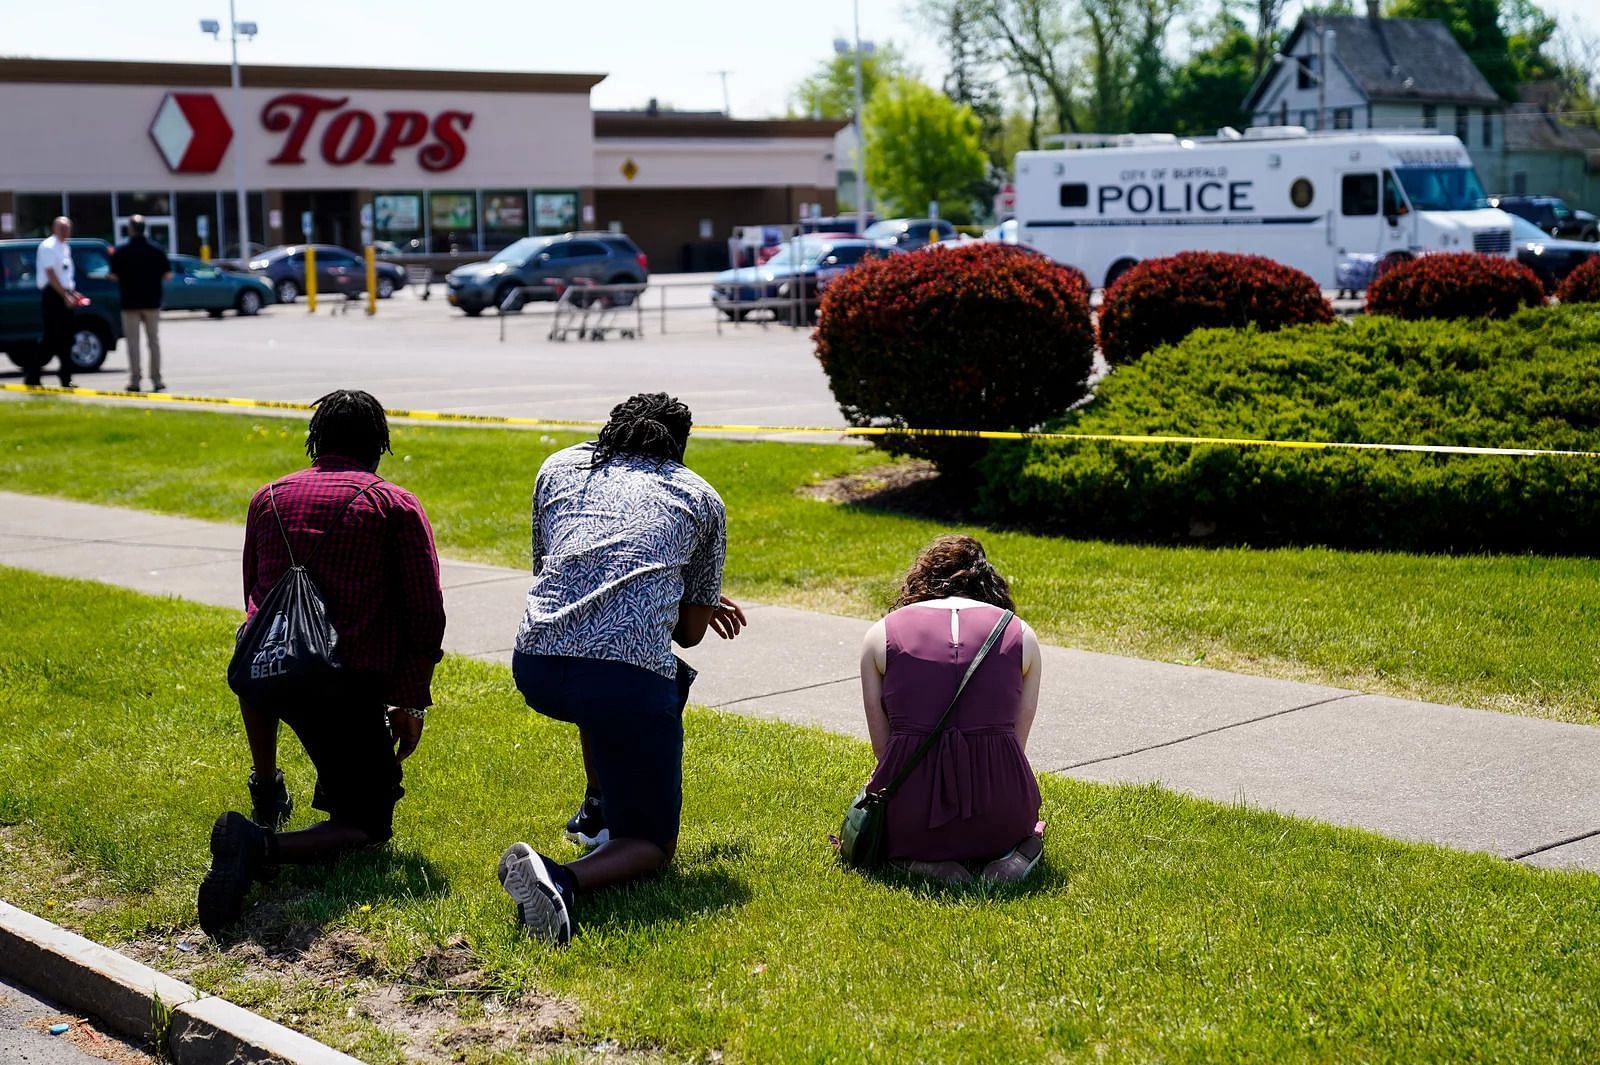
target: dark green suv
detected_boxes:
[0,238,123,374]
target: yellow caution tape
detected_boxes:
[5,382,1599,460]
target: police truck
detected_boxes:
[1014,128,1513,290]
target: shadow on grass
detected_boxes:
[855,859,1068,905]
[578,861,754,932]
[221,844,448,952]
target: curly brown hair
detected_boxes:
[893,535,1015,611]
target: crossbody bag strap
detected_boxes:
[266,477,385,571]
[880,608,1015,799]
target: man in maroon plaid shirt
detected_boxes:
[199,389,446,937]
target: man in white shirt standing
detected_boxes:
[31,216,83,388]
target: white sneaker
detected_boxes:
[497,842,573,945]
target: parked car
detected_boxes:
[712,238,889,323]
[757,231,858,264]
[983,219,1019,244]
[1509,214,1600,289]
[1488,195,1600,242]
[163,255,275,317]
[864,218,958,251]
[245,244,407,304]
[0,237,122,373]
[444,232,649,316]
[800,214,876,236]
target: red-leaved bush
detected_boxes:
[1366,251,1546,320]
[1097,251,1333,365]
[813,243,1095,478]
[1556,256,1600,304]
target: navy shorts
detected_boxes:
[512,652,693,850]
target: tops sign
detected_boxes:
[149,91,475,174]
[261,94,473,171]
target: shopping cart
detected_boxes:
[404,264,433,300]
[548,279,642,341]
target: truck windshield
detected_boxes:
[1393,166,1489,211]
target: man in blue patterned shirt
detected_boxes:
[500,393,745,944]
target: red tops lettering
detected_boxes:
[259,93,472,171]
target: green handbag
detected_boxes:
[838,609,1015,870]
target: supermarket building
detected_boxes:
[0,59,843,271]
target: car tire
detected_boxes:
[207,309,226,318]
[236,289,263,316]
[493,281,519,311]
[604,275,638,307]
[1104,258,1139,290]
[461,305,485,317]
[276,279,300,304]
[1376,251,1412,280]
[67,318,110,373]
[377,277,395,299]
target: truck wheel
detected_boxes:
[1104,258,1139,290]
[67,319,110,373]
[1376,252,1412,280]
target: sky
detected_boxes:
[3,0,1594,118]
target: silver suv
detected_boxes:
[445,232,649,315]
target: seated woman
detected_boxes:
[859,535,1044,883]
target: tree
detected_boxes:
[864,79,990,223]
[1387,0,1517,100]
[1126,0,1192,132]
[978,0,1083,134]
[1168,12,1258,133]
[790,46,908,119]
[1254,0,1293,77]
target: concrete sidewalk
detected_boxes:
[3,490,1597,873]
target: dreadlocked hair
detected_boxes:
[305,389,392,467]
[589,392,693,468]
[894,535,1015,611]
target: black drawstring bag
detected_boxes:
[227,480,380,705]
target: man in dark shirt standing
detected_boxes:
[107,216,171,392]
[199,389,447,937]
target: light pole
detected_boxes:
[834,16,874,234]
[201,4,256,259]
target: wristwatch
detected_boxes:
[395,706,427,721]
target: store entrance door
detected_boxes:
[116,215,175,251]
[281,191,359,250]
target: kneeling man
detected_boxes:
[199,390,446,937]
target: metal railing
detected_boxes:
[492,277,818,342]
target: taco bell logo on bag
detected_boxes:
[250,612,292,679]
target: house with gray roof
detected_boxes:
[1241,3,1599,209]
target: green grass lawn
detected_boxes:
[4,566,1600,1063]
[3,397,1599,724]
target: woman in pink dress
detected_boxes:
[859,535,1044,883]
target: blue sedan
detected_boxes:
[712,238,888,323]
[164,255,276,317]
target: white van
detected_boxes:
[1015,128,1513,289]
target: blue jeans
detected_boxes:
[512,652,693,849]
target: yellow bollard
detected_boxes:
[365,246,377,316]
[305,245,317,313]
[199,244,211,263]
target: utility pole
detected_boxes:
[712,70,732,116]
[852,0,867,234]
[202,4,256,258]
[1317,26,1336,131]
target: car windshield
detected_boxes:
[862,221,903,240]
[1509,215,1548,242]
[490,237,550,265]
[1552,203,1572,219]
[765,240,827,267]
[1393,166,1489,211]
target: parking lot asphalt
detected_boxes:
[1,273,848,433]
[0,974,153,1064]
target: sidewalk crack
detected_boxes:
[1051,692,1362,772]
[712,676,857,708]
[1508,828,1600,862]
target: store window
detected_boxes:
[374,192,424,252]
[66,193,114,244]
[1334,108,1353,130]
[429,191,477,252]
[482,191,528,251]
[175,192,217,257]
[219,192,266,259]
[117,192,172,218]
[1421,104,1437,129]
[533,191,579,235]
[15,193,64,239]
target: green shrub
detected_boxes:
[978,305,1600,553]
[814,242,1095,479]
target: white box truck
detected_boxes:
[1014,128,1513,290]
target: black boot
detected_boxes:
[197,812,273,937]
[247,768,294,830]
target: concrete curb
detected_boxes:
[0,900,361,1064]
